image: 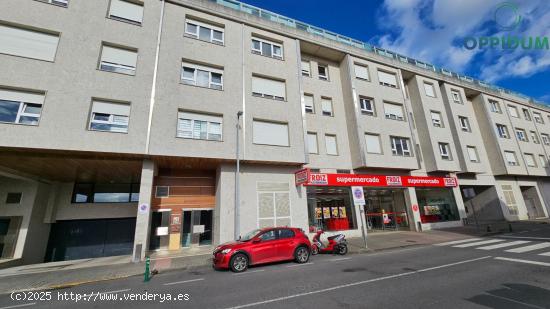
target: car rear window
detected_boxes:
[278,229,295,239]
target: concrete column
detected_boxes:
[404,187,422,232]
[132,159,156,262]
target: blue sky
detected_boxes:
[239,0,550,104]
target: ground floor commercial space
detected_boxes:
[1,150,549,266]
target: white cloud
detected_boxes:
[376,0,550,83]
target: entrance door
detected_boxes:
[181,210,213,247]
[149,211,171,250]
[364,189,408,231]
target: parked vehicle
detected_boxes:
[311,229,348,255]
[212,227,311,272]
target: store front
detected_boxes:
[307,187,357,232]
[416,188,460,223]
[364,189,408,231]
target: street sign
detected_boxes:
[351,186,366,206]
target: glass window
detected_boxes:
[424,82,436,97]
[318,64,329,81]
[533,112,544,124]
[416,188,460,223]
[185,19,224,45]
[508,105,519,118]
[431,111,443,127]
[377,70,398,88]
[301,60,311,77]
[542,134,550,145]
[251,76,286,100]
[307,132,318,154]
[467,146,479,162]
[0,24,60,61]
[496,124,509,138]
[501,185,518,215]
[251,37,283,60]
[390,136,411,156]
[5,192,22,204]
[304,94,314,113]
[438,142,452,160]
[354,64,369,80]
[72,183,94,203]
[321,98,333,116]
[89,100,130,133]
[99,44,137,75]
[359,97,375,116]
[177,111,222,141]
[155,186,169,198]
[525,153,536,167]
[259,230,277,241]
[181,62,224,90]
[72,183,138,203]
[451,90,462,104]
[489,100,501,113]
[0,89,45,125]
[522,108,531,121]
[384,102,404,121]
[459,116,471,132]
[307,186,357,232]
[325,134,338,155]
[515,128,528,142]
[277,229,294,239]
[531,131,540,144]
[365,133,382,154]
[504,151,518,166]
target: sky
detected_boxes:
[239,0,550,105]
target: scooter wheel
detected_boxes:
[311,246,319,255]
[338,244,348,255]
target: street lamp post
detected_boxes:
[235,111,243,240]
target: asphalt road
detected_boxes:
[2,226,550,309]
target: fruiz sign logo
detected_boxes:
[386,176,402,186]
[309,173,328,185]
[444,178,457,187]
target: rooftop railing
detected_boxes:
[209,0,548,110]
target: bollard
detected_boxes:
[144,256,151,282]
[508,223,513,232]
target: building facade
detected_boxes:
[1,0,549,265]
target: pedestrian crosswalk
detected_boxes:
[436,237,550,256]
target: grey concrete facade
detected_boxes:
[0,0,549,265]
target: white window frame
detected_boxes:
[252,120,289,147]
[89,101,130,133]
[303,94,314,114]
[508,105,519,118]
[325,134,338,155]
[451,90,462,104]
[251,37,283,60]
[307,132,318,154]
[354,63,370,80]
[466,146,479,162]
[496,124,509,139]
[533,112,544,124]
[504,151,519,166]
[318,64,329,81]
[522,108,531,121]
[377,70,398,88]
[301,60,311,77]
[515,128,528,142]
[181,62,223,90]
[37,0,69,7]
[430,111,443,128]
[524,153,536,167]
[530,131,540,144]
[438,142,452,160]
[184,18,224,45]
[384,102,405,121]
[541,133,550,145]
[489,100,501,113]
[176,111,223,141]
[459,116,471,132]
[99,44,137,75]
[390,136,411,156]
[0,95,43,126]
[365,133,382,154]
[424,82,436,98]
[321,97,333,116]
[539,155,548,168]
[251,76,286,101]
[359,97,375,116]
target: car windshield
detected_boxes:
[240,229,261,241]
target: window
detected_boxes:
[72,183,139,203]
[99,44,137,75]
[496,124,509,138]
[336,169,351,174]
[301,60,311,77]
[318,64,329,81]
[359,97,375,116]
[177,111,222,141]
[184,18,224,45]
[508,105,519,118]
[431,111,443,127]
[0,88,44,125]
[304,94,314,113]
[277,228,295,239]
[0,24,59,61]
[377,70,398,88]
[89,100,130,133]
[321,98,333,116]
[458,116,471,132]
[515,128,528,142]
[155,186,169,198]
[384,102,404,121]
[181,62,223,90]
[531,131,540,144]
[108,0,144,25]
[325,134,338,155]
[504,151,518,166]
[307,132,318,154]
[252,76,286,100]
[251,37,283,59]
[522,108,531,121]
[424,82,436,97]
[5,193,22,204]
[542,133,550,145]
[253,120,289,146]
[439,142,452,160]
[354,64,369,80]
[533,112,544,124]
[525,153,536,167]
[539,155,548,168]
[451,90,462,104]
[365,133,382,154]
[37,0,69,7]
[501,185,518,215]
[489,100,501,113]
[257,182,291,228]
[466,146,479,162]
[390,136,411,156]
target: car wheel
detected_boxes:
[311,245,319,255]
[338,244,348,255]
[294,246,310,263]
[229,253,249,273]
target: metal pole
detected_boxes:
[235,111,243,240]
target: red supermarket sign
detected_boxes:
[296,171,457,188]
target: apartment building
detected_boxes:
[0,0,549,265]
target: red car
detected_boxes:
[212,227,311,272]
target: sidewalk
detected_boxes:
[0,221,545,294]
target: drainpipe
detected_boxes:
[235,111,243,240]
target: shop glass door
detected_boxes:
[364,189,409,231]
[149,211,171,250]
[181,210,213,247]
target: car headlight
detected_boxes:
[221,248,232,254]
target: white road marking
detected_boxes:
[233,269,265,275]
[224,256,492,309]
[476,240,531,250]
[83,289,131,297]
[500,236,550,241]
[495,257,550,267]
[329,257,352,262]
[286,263,314,268]
[435,238,482,246]
[505,242,550,253]
[163,278,205,286]
[453,239,505,248]
[538,252,550,256]
[0,303,36,309]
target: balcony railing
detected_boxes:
[209,0,549,110]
